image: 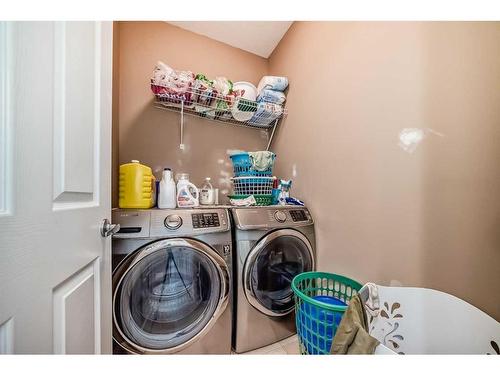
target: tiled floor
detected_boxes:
[236,334,301,355]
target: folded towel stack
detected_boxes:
[250,76,288,127]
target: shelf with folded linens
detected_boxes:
[153,86,286,130]
[150,61,288,151]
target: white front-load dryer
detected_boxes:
[231,206,316,353]
[111,208,232,354]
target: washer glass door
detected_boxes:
[114,240,225,351]
[245,230,314,316]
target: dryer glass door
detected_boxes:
[245,230,314,316]
[114,239,227,352]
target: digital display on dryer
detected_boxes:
[290,210,307,222]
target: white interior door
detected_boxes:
[0,21,113,354]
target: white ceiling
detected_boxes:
[167,21,293,58]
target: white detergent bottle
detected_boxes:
[200,177,215,205]
[176,173,200,208]
[158,168,176,209]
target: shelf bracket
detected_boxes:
[266,118,279,151]
[179,100,185,150]
[154,98,285,151]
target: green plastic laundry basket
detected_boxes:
[291,272,362,354]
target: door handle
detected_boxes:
[100,219,120,237]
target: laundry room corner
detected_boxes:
[112,21,272,206]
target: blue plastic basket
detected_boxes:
[292,272,362,355]
[230,152,275,177]
[231,177,275,196]
[297,296,346,354]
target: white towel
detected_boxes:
[230,195,257,206]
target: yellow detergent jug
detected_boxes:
[119,160,156,209]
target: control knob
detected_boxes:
[274,210,287,223]
[164,214,183,230]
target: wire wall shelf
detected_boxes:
[152,83,287,151]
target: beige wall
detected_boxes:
[114,21,269,204]
[269,22,500,320]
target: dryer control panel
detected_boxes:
[232,207,313,230]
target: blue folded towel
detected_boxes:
[257,89,286,105]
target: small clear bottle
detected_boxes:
[200,177,215,205]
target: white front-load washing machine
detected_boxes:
[231,206,316,353]
[111,208,232,354]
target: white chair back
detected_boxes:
[363,285,500,354]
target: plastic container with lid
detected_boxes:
[118,160,155,209]
[158,168,177,209]
[200,177,215,205]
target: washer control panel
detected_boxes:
[192,212,220,228]
[147,208,229,237]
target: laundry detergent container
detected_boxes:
[119,160,155,209]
